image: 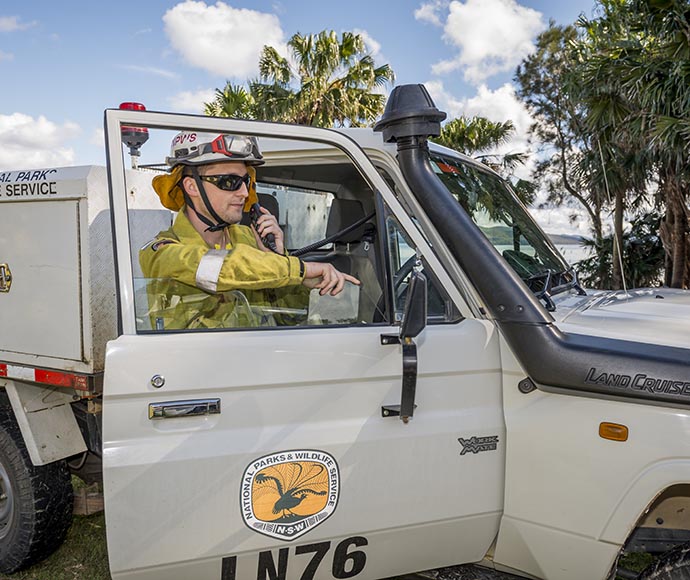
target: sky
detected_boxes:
[0,0,598,234]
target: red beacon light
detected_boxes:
[119,102,149,162]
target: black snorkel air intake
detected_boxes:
[375,84,690,409]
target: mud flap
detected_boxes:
[4,380,86,465]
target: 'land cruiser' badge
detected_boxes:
[241,450,340,541]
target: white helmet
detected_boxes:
[167,131,264,167]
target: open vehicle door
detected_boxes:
[103,109,505,580]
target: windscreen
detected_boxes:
[430,152,576,299]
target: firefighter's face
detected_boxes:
[184,161,250,225]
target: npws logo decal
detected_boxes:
[241,450,340,541]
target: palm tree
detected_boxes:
[434,116,515,155]
[573,0,690,288]
[204,84,255,119]
[205,30,395,128]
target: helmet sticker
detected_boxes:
[171,132,197,147]
[167,132,264,167]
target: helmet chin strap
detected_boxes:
[185,166,230,232]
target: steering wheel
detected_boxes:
[393,254,418,304]
[372,254,418,323]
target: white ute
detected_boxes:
[0,85,688,580]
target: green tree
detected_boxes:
[573,0,690,288]
[518,9,690,289]
[572,2,656,289]
[516,24,608,261]
[205,30,394,128]
[575,211,665,288]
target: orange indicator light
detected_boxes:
[599,422,629,442]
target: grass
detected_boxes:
[617,551,655,578]
[0,512,109,580]
[0,476,110,580]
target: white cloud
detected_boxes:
[426,80,533,151]
[0,16,37,32]
[0,113,79,170]
[167,88,217,113]
[460,84,533,150]
[119,64,179,80]
[432,0,544,84]
[0,51,13,61]
[414,1,448,26]
[163,1,285,78]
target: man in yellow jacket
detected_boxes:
[140,131,359,330]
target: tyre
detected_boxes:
[0,395,73,573]
[637,542,690,580]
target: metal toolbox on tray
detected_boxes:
[0,165,169,374]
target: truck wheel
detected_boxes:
[637,542,690,579]
[0,397,73,573]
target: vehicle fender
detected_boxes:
[599,459,690,544]
[2,379,86,466]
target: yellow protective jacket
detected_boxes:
[139,209,308,330]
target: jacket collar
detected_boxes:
[172,207,210,246]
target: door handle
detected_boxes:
[0,264,12,293]
[149,398,221,420]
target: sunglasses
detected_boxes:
[198,173,251,192]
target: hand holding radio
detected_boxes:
[250,203,282,254]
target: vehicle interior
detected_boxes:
[128,135,461,332]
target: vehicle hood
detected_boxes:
[551,288,690,349]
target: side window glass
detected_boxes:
[385,214,462,324]
[125,131,387,333]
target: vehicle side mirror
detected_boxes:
[400,270,427,340]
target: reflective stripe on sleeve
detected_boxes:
[196,249,228,293]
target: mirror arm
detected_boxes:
[380,336,419,422]
[400,339,418,422]
[381,269,426,422]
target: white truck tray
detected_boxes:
[0,165,170,374]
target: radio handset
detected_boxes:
[250,203,279,253]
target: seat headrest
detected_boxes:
[326,199,367,243]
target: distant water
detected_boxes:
[555,245,592,265]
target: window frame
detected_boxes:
[105,109,470,335]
